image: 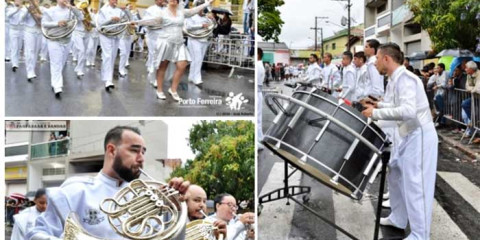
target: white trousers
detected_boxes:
[187,39,209,84]
[24,31,42,78]
[99,35,119,82]
[119,35,133,75]
[87,36,99,65]
[5,25,11,60]
[9,28,24,67]
[72,32,89,75]
[146,32,159,73]
[47,40,70,91]
[388,122,438,240]
[40,35,49,60]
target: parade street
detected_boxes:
[5,53,255,117]
[258,81,480,240]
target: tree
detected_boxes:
[258,0,285,42]
[170,121,255,206]
[408,0,480,52]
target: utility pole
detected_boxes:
[333,0,353,51]
[311,16,328,55]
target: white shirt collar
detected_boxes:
[98,170,124,187]
[390,65,405,82]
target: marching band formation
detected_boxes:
[4,0,240,100]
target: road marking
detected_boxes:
[438,171,480,213]
[431,199,469,240]
[259,162,301,240]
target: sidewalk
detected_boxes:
[437,128,480,161]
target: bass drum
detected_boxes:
[263,86,387,200]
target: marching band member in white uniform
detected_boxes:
[185,0,212,85]
[11,189,47,240]
[362,43,438,240]
[365,39,385,98]
[7,0,27,72]
[353,51,368,101]
[338,51,356,102]
[23,0,43,81]
[303,53,322,85]
[72,5,92,78]
[39,4,50,62]
[42,0,83,97]
[151,0,212,101]
[257,48,265,150]
[27,126,191,240]
[207,193,255,240]
[184,185,228,237]
[321,52,340,95]
[97,0,124,91]
[144,0,166,87]
[5,1,15,62]
[86,8,99,66]
[118,4,134,77]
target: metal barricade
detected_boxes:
[204,33,254,74]
[443,88,470,126]
[443,88,480,144]
[469,92,479,144]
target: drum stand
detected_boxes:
[258,146,392,240]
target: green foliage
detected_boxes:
[170,121,255,203]
[258,0,285,42]
[407,0,480,52]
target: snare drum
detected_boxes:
[263,86,387,200]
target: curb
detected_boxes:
[438,132,478,160]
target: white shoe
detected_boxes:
[382,199,391,208]
[156,91,166,100]
[383,192,389,199]
[168,88,182,102]
[151,81,158,88]
[194,81,203,85]
[379,217,403,229]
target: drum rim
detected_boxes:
[292,90,387,143]
[263,135,361,196]
[264,93,385,155]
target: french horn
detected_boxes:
[186,210,224,240]
[63,169,188,239]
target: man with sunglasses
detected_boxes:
[208,193,255,240]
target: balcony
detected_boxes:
[31,139,70,160]
[376,11,391,35]
[392,4,412,27]
[364,25,376,39]
[366,0,387,8]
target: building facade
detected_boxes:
[5,120,174,196]
[323,25,364,60]
[364,0,432,68]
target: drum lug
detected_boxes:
[300,155,308,162]
[330,175,339,185]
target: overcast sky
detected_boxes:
[164,119,198,163]
[276,0,365,49]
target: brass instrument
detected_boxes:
[186,210,224,240]
[97,9,130,36]
[41,9,78,40]
[75,0,93,31]
[62,169,188,239]
[182,3,216,39]
[26,0,42,26]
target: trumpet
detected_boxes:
[63,168,188,239]
[186,210,224,240]
[232,213,255,240]
[26,0,42,26]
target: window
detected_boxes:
[332,43,336,50]
[325,44,329,51]
[377,3,386,14]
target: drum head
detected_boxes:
[263,88,386,200]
